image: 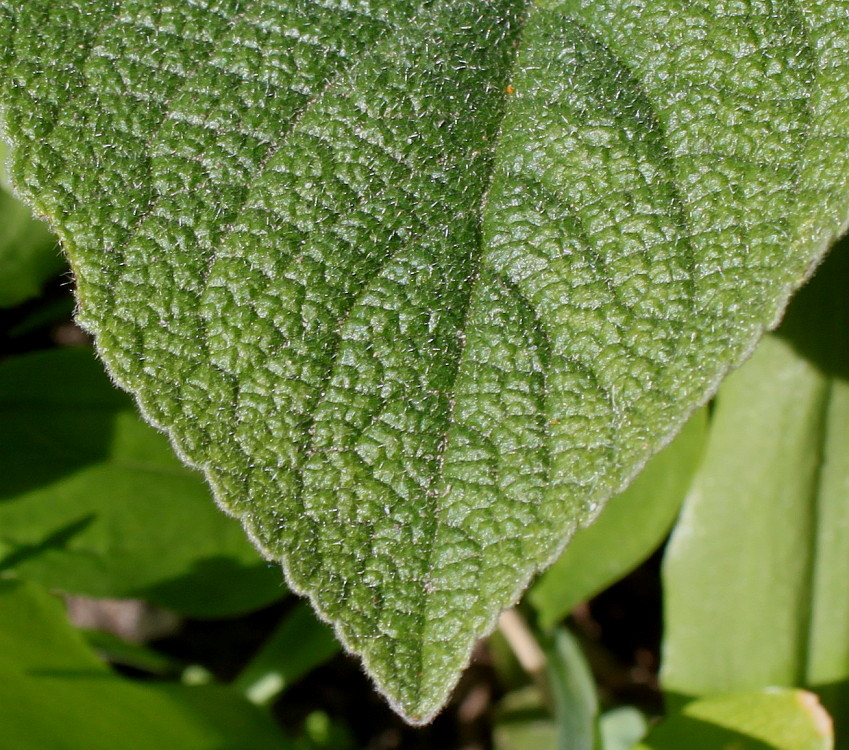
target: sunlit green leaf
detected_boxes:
[661,242,849,740]
[635,689,833,750]
[3,0,849,720]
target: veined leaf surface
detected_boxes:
[2,0,849,722]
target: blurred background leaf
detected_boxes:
[0,348,286,617]
[0,578,293,750]
[598,707,646,750]
[546,627,599,750]
[661,240,849,742]
[235,602,340,706]
[493,685,558,750]
[0,141,65,308]
[635,689,832,750]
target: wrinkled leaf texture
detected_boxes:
[2,0,849,723]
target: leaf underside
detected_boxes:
[2,0,849,722]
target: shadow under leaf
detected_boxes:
[0,514,96,573]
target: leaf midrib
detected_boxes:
[411,0,822,712]
[399,1,537,714]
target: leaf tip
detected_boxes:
[794,690,833,741]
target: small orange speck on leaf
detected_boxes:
[505,85,515,95]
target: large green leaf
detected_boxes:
[661,242,849,740]
[0,578,292,750]
[0,348,285,617]
[2,0,849,722]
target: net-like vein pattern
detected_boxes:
[2,0,849,722]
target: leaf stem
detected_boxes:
[497,608,554,713]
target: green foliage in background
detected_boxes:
[0,579,292,750]
[1,0,848,746]
[635,690,832,750]
[0,141,64,308]
[662,247,849,737]
[0,348,285,616]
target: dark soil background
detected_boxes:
[151,551,666,750]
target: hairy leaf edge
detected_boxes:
[1,27,846,726]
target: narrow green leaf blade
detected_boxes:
[81,629,184,677]
[3,0,849,722]
[634,689,833,750]
[546,628,599,750]
[800,264,849,744]
[661,242,849,737]
[234,602,340,705]
[494,687,559,750]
